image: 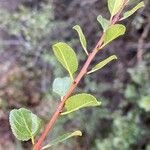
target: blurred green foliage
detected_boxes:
[0,2,55,73]
[92,55,150,149]
[125,55,150,111]
[0,4,53,46]
[92,109,142,150]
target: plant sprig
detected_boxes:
[9,0,144,149]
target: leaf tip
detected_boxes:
[112,55,118,60]
[74,130,82,136]
[72,24,79,30]
[140,1,145,6]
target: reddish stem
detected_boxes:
[33,35,104,150]
[33,5,124,149]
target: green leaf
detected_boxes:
[62,93,101,115]
[52,77,72,97]
[107,0,124,17]
[87,55,117,74]
[42,130,82,149]
[52,42,78,80]
[102,24,126,47]
[138,96,150,112]
[121,1,144,20]
[73,25,88,55]
[97,15,109,32]
[9,108,42,144]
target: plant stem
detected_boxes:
[33,7,123,149]
[33,35,104,150]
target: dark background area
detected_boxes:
[0,0,150,149]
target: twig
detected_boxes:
[33,2,127,149]
[33,34,104,150]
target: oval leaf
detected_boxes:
[103,24,126,47]
[73,25,88,55]
[52,77,72,97]
[9,108,42,143]
[52,42,78,80]
[87,55,117,74]
[108,0,124,17]
[42,130,82,149]
[62,93,101,115]
[121,1,144,20]
[97,15,109,32]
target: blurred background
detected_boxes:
[0,0,149,149]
